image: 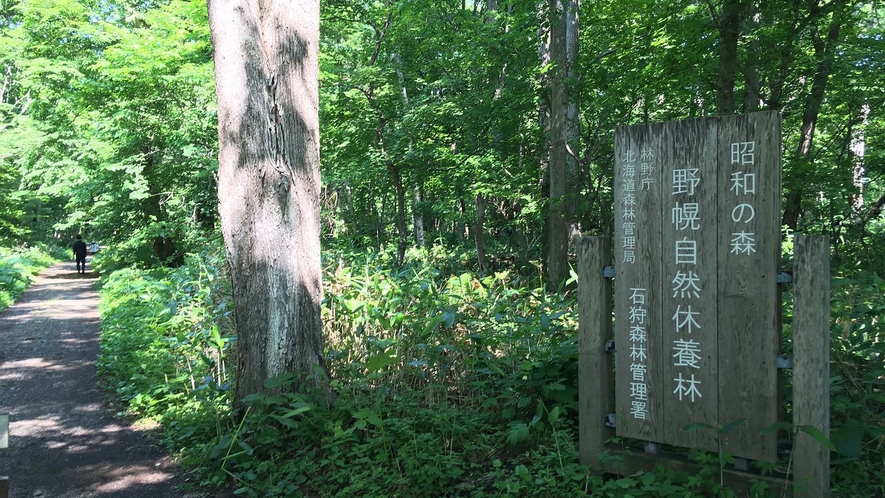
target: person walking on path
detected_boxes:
[73,234,88,274]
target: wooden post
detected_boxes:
[0,412,7,449]
[577,236,614,471]
[792,234,830,497]
[0,411,7,498]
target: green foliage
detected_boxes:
[0,244,56,310]
[816,270,885,494]
[97,238,233,423]
[101,245,885,497]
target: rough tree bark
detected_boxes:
[713,0,744,116]
[545,0,572,285]
[208,0,325,404]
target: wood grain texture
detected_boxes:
[614,125,664,441]
[660,118,718,452]
[576,237,615,472]
[612,112,782,460]
[792,235,831,497]
[716,110,781,461]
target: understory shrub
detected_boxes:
[96,243,884,497]
[0,244,57,310]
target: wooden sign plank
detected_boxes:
[614,124,664,441]
[659,118,719,452]
[716,111,781,461]
[613,112,782,459]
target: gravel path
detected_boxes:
[0,262,211,498]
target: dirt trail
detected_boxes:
[0,262,210,498]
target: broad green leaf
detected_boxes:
[682,422,716,432]
[719,418,747,435]
[798,425,837,452]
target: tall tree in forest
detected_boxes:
[782,0,849,230]
[546,0,578,284]
[711,0,745,115]
[208,0,325,403]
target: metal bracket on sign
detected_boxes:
[603,266,615,279]
[777,270,793,284]
[777,354,793,370]
[605,413,617,428]
[777,439,793,456]
[604,339,616,353]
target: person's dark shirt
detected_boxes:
[73,240,87,259]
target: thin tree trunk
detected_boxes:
[546,0,570,285]
[782,1,845,230]
[392,52,424,249]
[743,5,761,112]
[565,0,581,244]
[714,0,743,116]
[388,162,408,265]
[475,193,488,274]
[413,183,425,247]
[538,0,551,265]
[208,0,326,404]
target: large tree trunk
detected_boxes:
[208,0,325,405]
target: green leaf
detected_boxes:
[719,418,747,434]
[364,350,397,372]
[831,421,863,458]
[547,405,561,425]
[264,372,295,389]
[760,421,793,435]
[241,393,266,404]
[682,422,716,432]
[271,415,299,429]
[443,310,456,328]
[798,425,837,452]
[352,408,382,427]
[280,404,312,418]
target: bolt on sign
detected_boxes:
[613,111,781,461]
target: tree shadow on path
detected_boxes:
[0,262,221,498]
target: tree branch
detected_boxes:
[704,0,722,33]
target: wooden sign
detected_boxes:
[613,111,781,461]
